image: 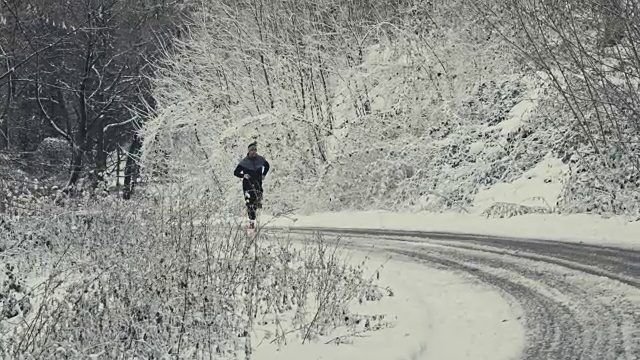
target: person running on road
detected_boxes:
[233,141,270,226]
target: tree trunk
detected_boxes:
[0,44,12,150]
[64,31,94,192]
[65,109,88,192]
[115,146,121,188]
[123,133,142,200]
[0,80,11,149]
[0,117,7,150]
[94,122,107,185]
[66,146,84,192]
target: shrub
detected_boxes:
[0,186,387,359]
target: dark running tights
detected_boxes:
[245,190,262,220]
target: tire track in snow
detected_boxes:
[389,248,584,360]
[271,226,640,360]
[283,227,640,288]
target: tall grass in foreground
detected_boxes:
[0,184,387,359]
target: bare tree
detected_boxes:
[0,0,190,194]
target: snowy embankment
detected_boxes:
[260,145,639,249]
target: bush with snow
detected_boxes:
[0,188,387,359]
[35,137,71,172]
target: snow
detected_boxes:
[493,87,539,136]
[262,210,640,250]
[251,250,524,360]
[0,264,70,343]
[472,154,568,213]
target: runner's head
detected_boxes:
[248,141,258,157]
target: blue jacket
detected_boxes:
[234,154,270,191]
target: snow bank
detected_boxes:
[472,154,568,214]
[262,211,640,250]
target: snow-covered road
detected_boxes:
[266,226,640,360]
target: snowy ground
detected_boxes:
[250,248,524,360]
[259,225,640,359]
[251,219,640,360]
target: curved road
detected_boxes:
[270,226,640,360]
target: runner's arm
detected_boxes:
[234,164,244,178]
[263,159,270,176]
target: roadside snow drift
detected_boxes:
[262,211,640,250]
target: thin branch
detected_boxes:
[35,77,73,144]
[0,0,122,83]
[103,116,136,133]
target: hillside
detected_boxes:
[143,0,640,219]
